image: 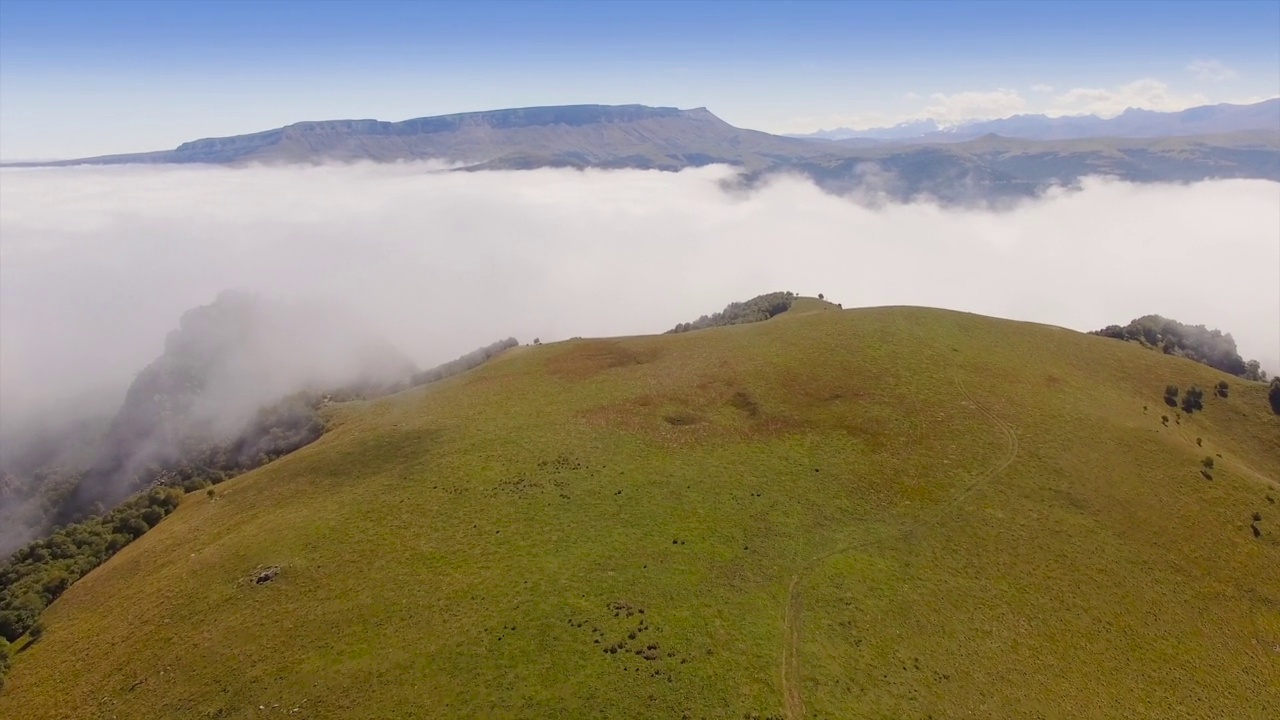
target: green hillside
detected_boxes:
[2,305,1278,719]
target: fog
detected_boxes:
[2,163,1278,432]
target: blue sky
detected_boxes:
[1,0,1277,158]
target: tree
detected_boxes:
[1270,377,1280,415]
[1164,385,1179,407]
[1215,380,1229,398]
[1245,359,1268,382]
[818,293,825,300]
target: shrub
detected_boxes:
[1181,386,1204,413]
[1196,437,1202,447]
[1215,380,1229,398]
[28,619,45,640]
[1202,456,1215,470]
[1270,378,1280,415]
[1163,385,1179,407]
[206,488,216,499]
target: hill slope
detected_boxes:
[2,306,1278,718]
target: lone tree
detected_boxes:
[818,293,825,300]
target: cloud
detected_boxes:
[1030,84,1055,94]
[1187,59,1239,82]
[1,164,1277,430]
[1047,79,1208,117]
[922,88,1028,124]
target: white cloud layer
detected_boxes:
[1,164,1277,427]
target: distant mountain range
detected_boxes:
[788,98,1280,143]
[9,102,1279,205]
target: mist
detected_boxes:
[2,163,1278,433]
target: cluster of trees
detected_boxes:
[667,291,796,334]
[401,337,519,388]
[0,486,184,643]
[1091,315,1267,380]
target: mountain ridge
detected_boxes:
[8,103,1279,205]
[789,98,1280,143]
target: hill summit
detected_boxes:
[2,303,1276,718]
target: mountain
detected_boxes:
[2,301,1277,718]
[798,98,1280,143]
[11,103,1280,204]
[787,118,944,141]
[26,104,831,171]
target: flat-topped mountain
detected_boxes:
[33,104,830,170]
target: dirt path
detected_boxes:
[780,369,1019,720]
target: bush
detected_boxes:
[1202,456,1215,470]
[1270,378,1280,415]
[1163,385,1179,407]
[1215,380,1229,398]
[1181,386,1204,413]
[28,619,45,640]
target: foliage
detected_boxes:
[1215,381,1229,398]
[1201,456,1215,470]
[0,486,183,642]
[667,291,796,333]
[1270,378,1280,415]
[1091,315,1262,378]
[1163,384,1179,407]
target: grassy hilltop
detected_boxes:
[2,302,1278,719]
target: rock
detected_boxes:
[255,566,281,584]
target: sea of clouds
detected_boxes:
[2,163,1277,428]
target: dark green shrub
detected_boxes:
[1202,456,1215,470]
[1270,378,1280,415]
[1215,380,1229,398]
[1181,386,1204,413]
[1164,385,1179,407]
[28,619,45,640]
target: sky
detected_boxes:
[2,0,1279,159]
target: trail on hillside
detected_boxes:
[780,368,1019,720]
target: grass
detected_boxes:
[2,305,1278,719]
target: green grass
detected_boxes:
[3,306,1277,719]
